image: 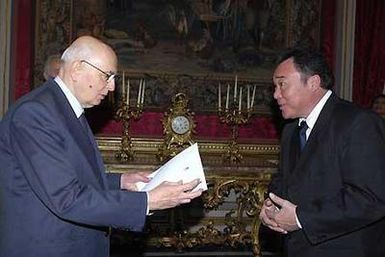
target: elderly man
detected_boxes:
[0,36,202,257]
[259,47,385,257]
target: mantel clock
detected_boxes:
[158,93,196,161]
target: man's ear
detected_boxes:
[308,74,321,91]
[43,71,49,80]
[70,60,83,82]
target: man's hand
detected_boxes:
[120,172,151,191]
[259,197,288,234]
[264,193,300,233]
[148,179,203,210]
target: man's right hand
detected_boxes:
[259,197,288,234]
[148,179,202,210]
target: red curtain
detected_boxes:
[321,0,337,71]
[12,0,34,101]
[353,0,385,107]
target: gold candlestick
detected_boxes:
[115,75,145,161]
[218,80,255,163]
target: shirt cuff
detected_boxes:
[145,192,152,215]
[295,211,302,229]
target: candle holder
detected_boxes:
[218,76,256,163]
[115,73,146,161]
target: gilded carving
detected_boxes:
[97,137,277,256]
[154,177,271,256]
[158,93,197,161]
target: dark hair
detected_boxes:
[371,94,385,108]
[277,46,334,89]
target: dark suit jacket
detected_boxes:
[0,80,147,257]
[269,93,385,257]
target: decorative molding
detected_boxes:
[97,136,279,169]
[154,177,271,256]
[334,0,356,101]
[97,136,278,257]
[0,0,12,118]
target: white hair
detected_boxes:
[61,42,93,64]
[60,36,116,71]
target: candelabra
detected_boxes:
[115,72,146,161]
[218,76,256,163]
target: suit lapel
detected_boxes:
[289,123,300,173]
[290,93,339,175]
[48,82,106,187]
[79,116,108,188]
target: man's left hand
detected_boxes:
[120,172,151,191]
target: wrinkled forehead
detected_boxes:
[92,50,118,72]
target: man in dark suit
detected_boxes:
[259,47,385,257]
[0,36,202,257]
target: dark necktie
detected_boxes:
[79,113,95,143]
[78,113,104,186]
[79,113,88,131]
[299,120,308,151]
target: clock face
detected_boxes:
[171,115,190,135]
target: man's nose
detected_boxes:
[273,87,280,99]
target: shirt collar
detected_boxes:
[299,90,332,129]
[54,77,84,118]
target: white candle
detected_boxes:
[137,79,142,106]
[226,83,230,109]
[251,85,256,108]
[126,78,130,105]
[218,82,221,109]
[238,87,243,111]
[141,79,145,104]
[234,75,238,101]
[247,85,250,109]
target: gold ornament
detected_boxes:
[158,93,196,161]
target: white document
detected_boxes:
[136,143,207,192]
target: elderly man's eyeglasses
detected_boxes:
[81,60,116,83]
